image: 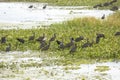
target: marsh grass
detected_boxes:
[0,12,120,65]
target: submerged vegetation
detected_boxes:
[0,12,120,63]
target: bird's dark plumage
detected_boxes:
[36,33,45,42]
[16,38,25,43]
[43,4,47,9]
[82,39,94,48]
[103,2,110,6]
[56,40,61,45]
[49,33,56,42]
[96,33,105,38]
[28,5,33,8]
[96,36,100,44]
[110,6,118,11]
[56,40,65,49]
[39,40,47,49]
[69,44,77,54]
[110,0,117,4]
[93,3,102,8]
[96,33,105,44]
[1,36,7,44]
[6,43,11,52]
[29,32,35,41]
[75,36,84,42]
[65,37,74,48]
[114,32,120,36]
[101,14,105,19]
[41,41,50,51]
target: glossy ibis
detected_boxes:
[101,14,105,19]
[39,40,47,49]
[49,33,56,42]
[82,39,94,48]
[65,37,74,48]
[43,4,47,9]
[69,44,77,55]
[41,41,50,51]
[103,2,110,6]
[36,33,45,42]
[110,6,118,11]
[96,33,105,38]
[16,38,25,43]
[75,36,84,42]
[96,33,105,43]
[114,32,120,36]
[93,3,102,8]
[56,40,61,45]
[96,36,100,44]
[1,36,7,44]
[56,40,65,49]
[6,43,11,52]
[28,5,33,8]
[29,32,35,41]
[110,0,117,4]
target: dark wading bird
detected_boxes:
[96,33,105,38]
[39,40,47,49]
[41,41,50,51]
[96,33,105,44]
[36,33,45,42]
[56,40,65,49]
[101,14,105,19]
[65,37,74,48]
[93,3,102,8]
[75,36,84,42]
[16,38,25,44]
[6,43,11,52]
[29,32,35,41]
[82,39,94,48]
[1,35,7,44]
[110,6,118,11]
[69,44,77,55]
[103,2,110,6]
[110,0,117,4]
[49,33,56,42]
[114,32,120,36]
[43,4,47,9]
[96,36,100,44]
[28,5,33,8]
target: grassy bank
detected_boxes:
[1,0,120,6]
[0,12,120,64]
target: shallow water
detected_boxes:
[0,51,120,80]
[0,2,114,29]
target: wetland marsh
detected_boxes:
[0,1,120,80]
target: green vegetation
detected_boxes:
[1,0,120,6]
[95,66,110,72]
[0,12,120,64]
[0,62,7,68]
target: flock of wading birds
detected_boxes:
[28,0,119,11]
[0,32,120,55]
[0,0,119,54]
[93,0,118,11]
